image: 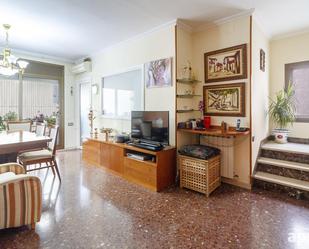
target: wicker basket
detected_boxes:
[179,154,221,197]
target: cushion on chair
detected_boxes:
[0,172,16,184]
[0,172,31,184]
[178,144,220,160]
[19,149,52,161]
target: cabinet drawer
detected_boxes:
[124,157,157,189]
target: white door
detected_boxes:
[80,83,91,145]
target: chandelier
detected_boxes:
[0,24,28,76]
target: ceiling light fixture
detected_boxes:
[0,24,28,76]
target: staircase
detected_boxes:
[253,141,309,200]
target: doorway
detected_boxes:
[80,83,91,146]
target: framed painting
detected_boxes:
[204,44,247,83]
[145,58,172,88]
[260,49,265,72]
[203,83,245,116]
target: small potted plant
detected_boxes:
[269,84,296,143]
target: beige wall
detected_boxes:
[251,16,270,171]
[177,16,252,187]
[90,25,176,145]
[193,16,251,187]
[176,26,198,147]
[270,32,309,138]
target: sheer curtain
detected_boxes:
[0,76,19,117]
[22,77,59,120]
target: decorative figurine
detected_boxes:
[198,100,204,119]
[88,108,96,137]
[100,128,113,141]
[182,60,193,79]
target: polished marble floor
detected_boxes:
[0,150,309,249]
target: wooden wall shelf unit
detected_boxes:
[176,94,202,98]
[178,127,250,138]
[176,109,199,113]
[177,78,201,84]
[82,139,176,192]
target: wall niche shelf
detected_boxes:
[176,94,202,98]
[176,109,200,113]
[176,78,201,84]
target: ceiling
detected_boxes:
[1,0,309,61]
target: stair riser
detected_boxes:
[254,179,309,200]
[261,149,309,164]
[257,164,309,181]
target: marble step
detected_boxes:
[261,141,309,155]
[257,157,309,172]
[261,142,309,164]
[253,171,309,192]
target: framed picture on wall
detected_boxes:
[204,44,247,83]
[145,58,172,88]
[203,83,246,116]
[260,49,265,72]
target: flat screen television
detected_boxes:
[131,111,169,145]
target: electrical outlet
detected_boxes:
[68,122,74,126]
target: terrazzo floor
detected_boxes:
[0,150,309,249]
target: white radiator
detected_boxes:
[201,136,234,179]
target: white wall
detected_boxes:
[14,51,77,149]
[270,32,309,138]
[191,16,252,187]
[89,24,176,145]
[251,16,270,171]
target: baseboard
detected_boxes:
[58,147,81,152]
[222,177,252,190]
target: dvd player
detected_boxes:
[126,153,153,161]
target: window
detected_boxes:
[102,69,143,119]
[286,61,309,122]
[22,77,59,119]
[0,76,59,120]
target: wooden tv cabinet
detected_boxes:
[82,138,176,192]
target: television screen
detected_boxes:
[131,111,169,145]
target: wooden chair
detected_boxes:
[18,126,61,181]
[7,120,32,132]
[35,123,46,136]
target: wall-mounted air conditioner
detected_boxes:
[72,61,92,74]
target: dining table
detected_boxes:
[0,130,52,163]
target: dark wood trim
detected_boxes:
[204,43,247,83]
[203,82,246,116]
[249,15,253,184]
[174,24,178,147]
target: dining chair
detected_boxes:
[18,126,61,181]
[7,120,32,132]
[35,123,46,136]
[0,163,42,230]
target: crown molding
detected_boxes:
[194,8,255,33]
[176,19,194,33]
[0,46,74,64]
[271,27,309,41]
[251,12,271,40]
[90,19,177,59]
